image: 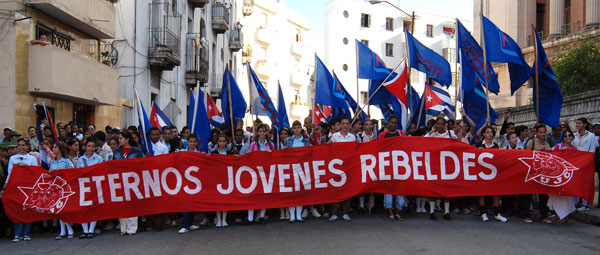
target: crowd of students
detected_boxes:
[0,111,599,242]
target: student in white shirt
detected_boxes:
[424,118,455,221]
[327,116,356,222]
[572,117,599,211]
[150,127,169,156]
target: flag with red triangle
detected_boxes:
[206,93,224,128]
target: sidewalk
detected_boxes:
[571,207,600,226]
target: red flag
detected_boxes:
[425,84,444,110]
[313,104,327,126]
[383,59,409,132]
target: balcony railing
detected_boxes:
[189,0,209,8]
[562,21,583,36]
[229,27,242,51]
[210,72,223,98]
[186,34,209,85]
[148,2,181,70]
[212,3,230,34]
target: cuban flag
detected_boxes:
[424,84,455,119]
[382,59,410,132]
[134,86,153,156]
[206,93,224,128]
[149,102,173,128]
[313,104,329,126]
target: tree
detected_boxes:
[551,36,600,96]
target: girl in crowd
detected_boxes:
[67,138,81,167]
[210,134,236,227]
[378,116,405,222]
[247,124,275,224]
[279,127,291,220]
[283,121,312,223]
[131,132,142,147]
[2,138,38,242]
[424,118,454,221]
[358,119,377,215]
[549,129,577,223]
[113,131,145,235]
[573,117,599,211]
[524,124,552,224]
[476,126,508,223]
[108,137,119,151]
[77,138,104,238]
[49,141,75,240]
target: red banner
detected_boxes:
[2,136,595,223]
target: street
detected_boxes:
[2,212,600,255]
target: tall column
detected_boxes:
[548,0,565,38]
[586,0,600,29]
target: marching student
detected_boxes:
[424,118,454,221]
[283,121,312,223]
[49,141,75,240]
[77,137,104,238]
[327,116,356,222]
[549,129,578,223]
[2,138,38,242]
[476,125,508,223]
[278,126,292,220]
[246,124,275,225]
[67,138,81,167]
[113,131,145,235]
[210,134,236,227]
[179,134,205,233]
[378,116,405,222]
[523,124,553,224]
[572,117,599,211]
[231,129,250,156]
[358,119,377,215]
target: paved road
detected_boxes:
[2,212,600,255]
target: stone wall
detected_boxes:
[496,90,600,128]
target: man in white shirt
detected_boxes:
[150,127,169,156]
[327,117,355,222]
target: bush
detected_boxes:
[551,37,600,96]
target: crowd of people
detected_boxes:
[0,110,598,243]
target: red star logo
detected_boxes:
[18,173,74,214]
[518,151,579,187]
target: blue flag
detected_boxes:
[335,73,367,123]
[377,104,393,121]
[406,31,452,86]
[408,85,425,127]
[356,40,392,80]
[134,87,153,156]
[188,88,211,152]
[277,82,290,129]
[532,28,562,127]
[248,65,281,132]
[315,56,348,108]
[461,80,498,132]
[368,77,397,105]
[221,68,247,136]
[481,15,532,95]
[456,19,500,94]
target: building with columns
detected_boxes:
[473,0,600,110]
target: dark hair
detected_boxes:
[187,133,198,141]
[108,137,119,146]
[181,126,190,133]
[577,117,590,130]
[507,132,517,139]
[211,128,222,136]
[534,124,547,132]
[169,137,182,153]
[388,115,399,123]
[435,117,447,124]
[292,120,302,128]
[170,126,178,130]
[216,134,229,142]
[84,137,96,147]
[280,127,291,136]
[515,125,528,137]
[127,125,138,133]
[149,126,160,133]
[234,129,244,136]
[94,131,107,142]
[447,119,455,125]
[482,126,494,135]
[67,138,79,148]
[340,116,351,123]
[329,119,339,127]
[119,131,137,147]
[161,126,170,133]
[562,130,574,141]
[54,141,69,158]
[43,126,51,131]
[43,137,55,145]
[17,137,29,146]
[105,125,112,132]
[28,126,36,131]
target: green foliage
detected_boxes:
[551,36,600,96]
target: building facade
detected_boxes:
[473,0,600,110]
[325,0,470,120]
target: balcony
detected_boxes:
[291,102,309,117]
[212,3,230,34]
[291,41,306,57]
[209,72,223,99]
[290,71,309,87]
[189,0,209,8]
[229,28,243,51]
[148,2,181,70]
[185,34,209,85]
[255,60,273,79]
[28,0,116,39]
[242,45,252,63]
[257,28,274,45]
[28,44,118,105]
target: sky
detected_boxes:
[285,0,474,54]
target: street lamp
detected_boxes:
[368,0,415,32]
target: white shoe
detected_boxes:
[494,213,508,222]
[481,213,489,222]
[452,208,460,214]
[215,221,222,228]
[577,206,589,212]
[189,225,200,230]
[311,208,321,218]
[221,221,228,227]
[177,228,189,234]
[302,209,309,218]
[342,214,351,221]
[328,215,338,222]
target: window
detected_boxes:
[360,39,369,47]
[296,28,302,42]
[294,89,301,102]
[385,43,393,57]
[403,20,413,32]
[360,91,368,105]
[361,13,370,28]
[343,10,349,18]
[426,24,434,37]
[343,37,348,45]
[386,17,394,31]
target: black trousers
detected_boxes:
[518,194,549,219]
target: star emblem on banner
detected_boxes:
[518,151,579,187]
[18,173,74,214]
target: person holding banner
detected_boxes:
[549,129,578,224]
[67,138,81,167]
[424,118,455,221]
[327,116,356,222]
[113,131,145,236]
[379,116,406,222]
[573,117,599,212]
[358,119,377,215]
[247,124,275,225]
[2,138,38,242]
[179,134,206,234]
[76,137,104,238]
[524,124,552,224]
[211,134,236,228]
[476,126,508,223]
[49,141,75,239]
[283,121,312,223]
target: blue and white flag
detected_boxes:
[532,27,562,127]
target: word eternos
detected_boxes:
[360,150,497,182]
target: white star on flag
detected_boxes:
[427,95,433,102]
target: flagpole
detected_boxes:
[191,82,199,132]
[226,69,235,138]
[479,10,490,120]
[351,58,405,126]
[313,52,317,139]
[133,85,151,154]
[416,77,427,127]
[454,21,459,122]
[247,65,255,136]
[354,41,363,118]
[405,30,413,123]
[532,24,540,123]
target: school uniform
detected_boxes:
[50,157,74,238]
[329,132,355,220]
[112,146,144,234]
[247,140,274,223]
[77,153,103,237]
[6,153,38,240]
